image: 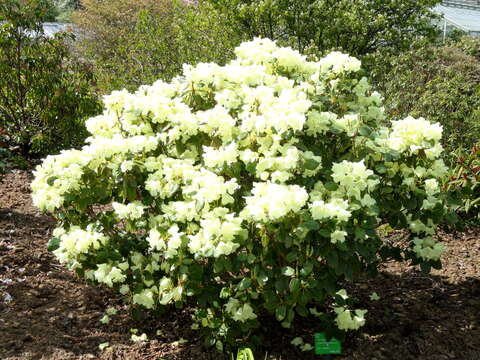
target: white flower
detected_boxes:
[120,160,134,173]
[319,52,362,74]
[133,289,156,309]
[203,142,239,168]
[331,230,347,244]
[225,299,257,322]
[334,307,367,331]
[112,201,145,220]
[310,198,351,222]
[331,160,377,199]
[424,179,439,195]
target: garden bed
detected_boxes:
[0,170,479,360]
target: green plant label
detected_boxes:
[314,333,341,355]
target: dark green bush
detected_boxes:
[0,0,102,157]
[446,145,480,222]
[383,43,480,155]
[74,0,243,93]
[450,36,480,61]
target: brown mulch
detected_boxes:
[0,170,479,360]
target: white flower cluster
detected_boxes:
[387,116,443,156]
[112,201,145,220]
[31,38,449,334]
[242,182,308,222]
[331,160,378,200]
[52,225,108,265]
[319,52,362,74]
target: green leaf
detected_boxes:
[275,305,287,321]
[195,199,205,212]
[289,278,301,294]
[189,264,203,281]
[237,278,252,291]
[327,251,339,272]
[237,348,255,360]
[445,211,458,226]
[303,220,320,230]
[354,227,366,240]
[420,262,431,274]
[46,176,57,186]
[286,251,298,262]
[275,278,288,292]
[404,196,417,210]
[175,141,186,154]
[324,182,339,191]
[358,126,372,136]
[375,164,387,174]
[304,158,320,170]
[319,229,331,238]
[47,237,60,251]
[296,305,308,317]
[300,262,313,276]
[123,176,137,202]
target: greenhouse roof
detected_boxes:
[42,22,73,38]
[434,5,480,33]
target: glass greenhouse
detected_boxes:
[434,1,480,38]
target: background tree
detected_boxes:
[0,0,101,157]
[74,0,243,92]
[53,0,81,21]
[206,0,441,58]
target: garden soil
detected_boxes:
[0,170,479,360]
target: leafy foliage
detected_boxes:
[0,0,101,157]
[53,0,80,22]
[235,348,255,360]
[32,39,452,351]
[74,0,243,93]
[206,0,440,59]
[452,36,480,61]
[383,42,480,155]
[446,145,480,222]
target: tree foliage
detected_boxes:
[74,0,243,92]
[0,0,101,157]
[206,0,441,60]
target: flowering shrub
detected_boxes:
[32,38,451,348]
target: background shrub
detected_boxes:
[383,41,480,155]
[74,0,243,93]
[446,145,480,223]
[0,0,101,157]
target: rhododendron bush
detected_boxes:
[31,38,451,347]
